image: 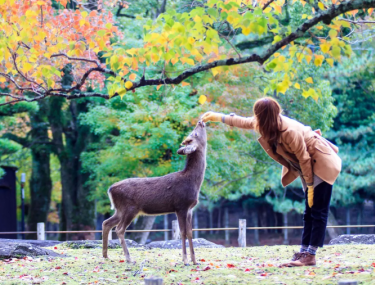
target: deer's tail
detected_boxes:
[108,187,115,210]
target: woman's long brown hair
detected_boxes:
[253,97,284,147]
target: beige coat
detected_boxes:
[224,114,341,187]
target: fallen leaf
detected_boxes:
[119,260,125,263]
[227,264,235,268]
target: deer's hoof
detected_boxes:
[103,255,109,259]
[184,263,190,266]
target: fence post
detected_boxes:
[108,230,112,241]
[37,222,45,241]
[145,277,163,285]
[172,220,180,240]
[238,219,246,248]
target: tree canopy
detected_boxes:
[1,0,375,106]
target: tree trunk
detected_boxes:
[217,207,221,234]
[27,101,52,239]
[251,209,260,246]
[193,210,198,239]
[346,208,351,235]
[327,209,341,239]
[283,213,289,245]
[164,214,168,241]
[209,209,213,234]
[134,216,156,244]
[224,207,229,245]
[48,95,95,240]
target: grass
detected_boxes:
[1,244,375,284]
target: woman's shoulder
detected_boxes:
[280,115,312,141]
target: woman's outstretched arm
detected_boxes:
[202,111,255,130]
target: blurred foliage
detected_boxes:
[326,54,375,206]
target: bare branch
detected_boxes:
[341,18,375,24]
[8,49,46,92]
[50,53,101,66]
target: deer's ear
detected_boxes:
[177,144,197,155]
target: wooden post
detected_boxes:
[338,280,358,285]
[193,210,198,239]
[238,219,246,247]
[224,207,229,245]
[108,230,112,241]
[164,214,168,241]
[37,222,45,241]
[172,220,180,240]
[144,276,163,285]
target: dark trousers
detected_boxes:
[301,181,333,247]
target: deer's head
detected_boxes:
[177,121,207,155]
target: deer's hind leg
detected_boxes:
[176,210,189,265]
[187,209,197,265]
[102,214,121,258]
[116,208,138,263]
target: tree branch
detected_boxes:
[262,0,276,10]
[50,53,101,66]
[116,4,136,18]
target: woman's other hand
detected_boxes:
[201,111,223,123]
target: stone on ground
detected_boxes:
[0,242,63,259]
[64,239,144,249]
[329,234,375,245]
[147,238,224,249]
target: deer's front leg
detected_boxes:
[177,210,189,265]
[187,210,198,265]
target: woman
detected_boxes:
[201,97,341,267]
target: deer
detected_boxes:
[102,121,207,265]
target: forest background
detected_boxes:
[0,0,374,245]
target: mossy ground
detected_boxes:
[1,244,375,284]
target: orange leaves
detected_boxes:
[0,0,118,94]
[55,0,67,7]
[181,82,190,87]
[129,73,137,81]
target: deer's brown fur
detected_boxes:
[102,121,207,265]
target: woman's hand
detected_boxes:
[201,111,223,123]
[307,185,314,208]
